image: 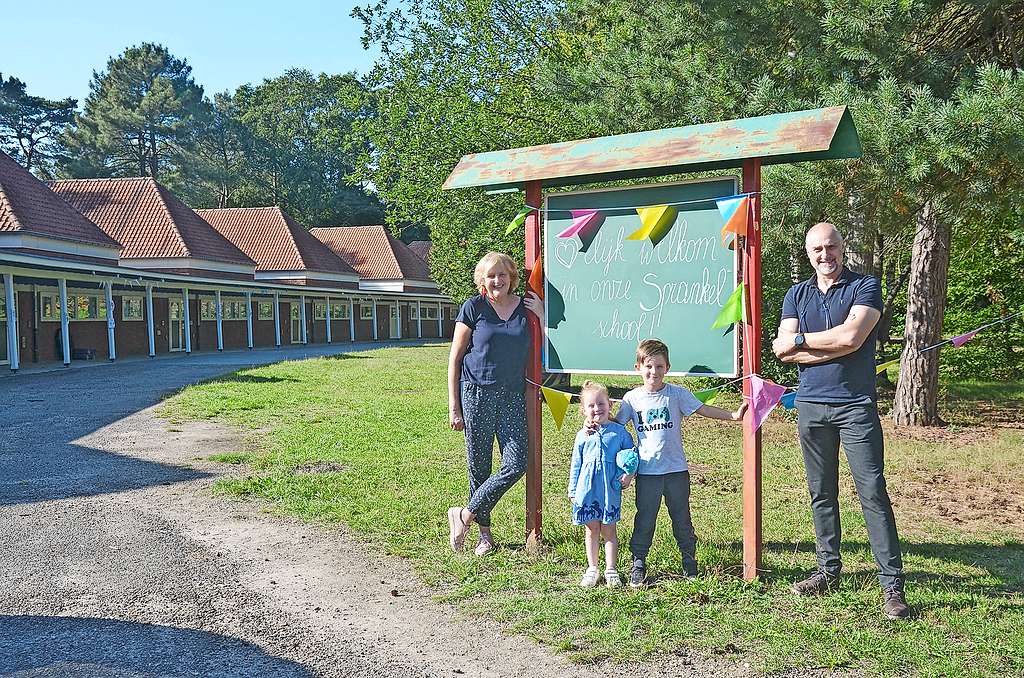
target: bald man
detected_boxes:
[773,223,910,620]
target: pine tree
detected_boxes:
[0,74,76,174]
[60,43,206,181]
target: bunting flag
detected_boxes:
[505,207,531,236]
[626,204,677,243]
[779,391,798,410]
[950,329,980,348]
[558,209,602,239]
[749,375,787,432]
[711,285,745,329]
[694,390,719,406]
[717,195,749,247]
[541,386,571,430]
[528,254,544,300]
[875,358,900,375]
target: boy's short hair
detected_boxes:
[635,339,670,366]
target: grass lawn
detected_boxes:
[160,345,1024,676]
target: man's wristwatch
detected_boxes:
[793,333,806,347]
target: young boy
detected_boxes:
[614,339,746,586]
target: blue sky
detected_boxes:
[2,0,381,104]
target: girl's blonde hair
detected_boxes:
[578,379,610,415]
[473,251,520,294]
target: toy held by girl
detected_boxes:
[568,380,636,588]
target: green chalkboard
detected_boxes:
[543,178,739,376]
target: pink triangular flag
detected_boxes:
[557,209,601,238]
[749,375,787,432]
[950,329,980,348]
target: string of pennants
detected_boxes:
[506,193,755,248]
[534,309,1022,431]
[506,194,1021,432]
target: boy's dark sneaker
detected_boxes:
[629,560,647,588]
[790,570,840,596]
[681,565,698,579]
[882,586,912,620]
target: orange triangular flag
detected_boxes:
[528,255,544,300]
[718,195,749,246]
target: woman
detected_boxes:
[447,251,542,555]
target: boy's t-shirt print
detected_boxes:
[615,383,702,475]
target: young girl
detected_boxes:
[568,380,636,588]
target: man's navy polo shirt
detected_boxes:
[781,267,882,404]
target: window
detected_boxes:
[448,305,458,320]
[39,293,107,321]
[0,295,5,321]
[122,296,144,321]
[258,301,274,320]
[360,304,373,320]
[410,304,418,320]
[200,299,216,320]
[421,305,438,320]
[330,302,349,320]
[220,299,247,320]
[291,304,300,321]
[313,301,327,320]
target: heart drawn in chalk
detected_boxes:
[553,239,579,269]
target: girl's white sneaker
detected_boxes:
[604,569,623,588]
[579,567,601,588]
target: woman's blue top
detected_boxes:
[456,294,530,388]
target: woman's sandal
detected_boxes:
[447,507,469,552]
[474,533,495,556]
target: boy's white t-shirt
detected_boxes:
[614,383,703,475]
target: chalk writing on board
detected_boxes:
[544,178,738,376]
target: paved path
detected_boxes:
[0,342,751,678]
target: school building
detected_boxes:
[0,150,455,372]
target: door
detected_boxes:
[389,304,400,339]
[290,303,301,343]
[169,299,184,352]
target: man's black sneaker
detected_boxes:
[681,565,698,579]
[790,570,840,596]
[629,561,647,588]
[882,586,912,620]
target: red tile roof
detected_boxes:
[48,177,255,266]
[408,240,432,261]
[195,206,357,276]
[0,151,121,250]
[309,225,433,281]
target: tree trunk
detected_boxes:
[892,201,950,426]
[845,194,876,276]
[789,239,803,284]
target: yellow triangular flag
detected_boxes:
[626,205,676,241]
[875,358,900,375]
[541,386,572,430]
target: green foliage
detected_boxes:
[226,69,384,227]
[0,73,76,175]
[162,346,1024,675]
[59,43,207,188]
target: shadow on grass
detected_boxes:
[321,353,373,361]
[746,539,1024,594]
[209,374,298,384]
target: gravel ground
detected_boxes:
[0,344,840,677]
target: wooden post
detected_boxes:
[104,280,116,361]
[741,159,763,581]
[215,290,224,351]
[4,272,19,371]
[245,291,253,349]
[524,181,543,551]
[145,283,156,357]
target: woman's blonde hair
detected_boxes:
[474,251,520,294]
[578,379,610,415]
